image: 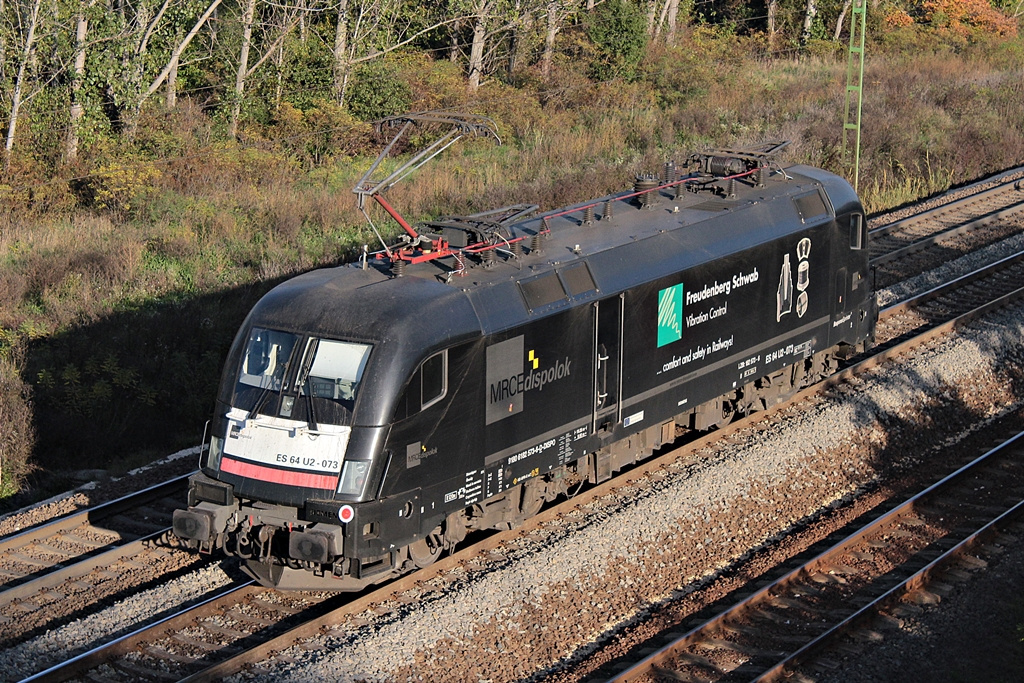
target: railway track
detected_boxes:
[7,166,1024,682]
[869,177,1024,287]
[874,248,1024,348]
[0,476,200,649]
[605,430,1024,683]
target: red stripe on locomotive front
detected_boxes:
[221,457,339,489]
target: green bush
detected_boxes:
[346,61,413,122]
[585,0,649,81]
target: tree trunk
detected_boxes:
[449,18,461,62]
[834,0,852,41]
[166,53,179,108]
[275,42,284,109]
[507,0,526,76]
[142,0,224,102]
[5,0,42,163]
[230,0,257,138]
[467,12,486,91]
[801,0,818,45]
[767,0,778,37]
[653,0,669,40]
[333,0,349,104]
[665,0,680,45]
[540,0,559,80]
[0,0,7,83]
[66,3,91,163]
[646,0,657,36]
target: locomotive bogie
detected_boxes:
[174,158,877,590]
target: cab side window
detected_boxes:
[395,350,448,420]
[420,350,447,409]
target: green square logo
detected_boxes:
[657,283,684,347]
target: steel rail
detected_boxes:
[757,461,1024,680]
[870,200,1024,268]
[607,432,1024,683]
[0,527,176,609]
[0,473,190,552]
[879,246,1024,318]
[21,581,258,683]
[868,177,1024,241]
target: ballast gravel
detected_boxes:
[228,294,1024,680]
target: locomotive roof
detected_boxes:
[250,164,854,348]
[241,163,859,425]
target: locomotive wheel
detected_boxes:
[518,480,545,520]
[409,526,444,568]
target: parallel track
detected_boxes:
[606,430,1024,683]
[868,177,1024,266]
[0,476,189,596]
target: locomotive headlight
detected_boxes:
[337,460,369,495]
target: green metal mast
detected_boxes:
[841,0,867,191]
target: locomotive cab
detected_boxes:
[173,264,484,590]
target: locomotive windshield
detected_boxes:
[233,327,371,425]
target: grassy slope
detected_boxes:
[1,30,1023,505]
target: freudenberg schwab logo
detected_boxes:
[486,335,571,424]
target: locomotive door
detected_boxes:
[592,294,624,434]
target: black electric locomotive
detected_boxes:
[173,140,876,590]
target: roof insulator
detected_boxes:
[603,200,614,221]
[392,258,407,277]
[634,174,659,208]
[531,233,543,254]
[663,160,676,184]
[583,205,594,225]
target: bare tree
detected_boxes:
[333,0,349,103]
[5,0,44,164]
[833,0,852,41]
[466,0,492,91]
[331,0,470,103]
[652,0,682,45]
[66,0,98,163]
[539,0,563,79]
[801,0,818,45]
[229,0,257,138]
[141,0,224,104]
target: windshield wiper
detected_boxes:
[295,339,319,432]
